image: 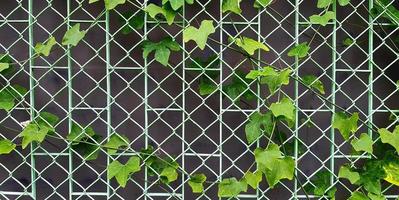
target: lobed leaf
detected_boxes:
[183,20,215,50]
[332,112,359,141]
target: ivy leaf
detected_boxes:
[188,173,207,193]
[270,97,295,121]
[287,42,310,58]
[119,11,145,34]
[0,54,14,76]
[373,0,399,25]
[217,178,247,197]
[142,37,180,66]
[338,165,360,184]
[348,191,369,200]
[104,133,130,154]
[36,112,59,133]
[245,111,274,144]
[223,70,255,103]
[66,122,96,143]
[0,139,16,155]
[383,161,399,186]
[190,56,219,96]
[145,3,176,25]
[309,11,335,26]
[0,63,9,72]
[302,75,325,94]
[34,37,56,57]
[160,166,179,184]
[73,134,102,160]
[368,193,386,200]
[62,24,86,47]
[107,156,141,187]
[343,38,355,46]
[233,37,269,55]
[243,171,262,189]
[162,0,194,10]
[378,126,399,152]
[0,85,28,112]
[254,0,272,8]
[332,112,359,141]
[358,160,385,194]
[317,0,332,8]
[104,0,126,10]
[351,133,373,154]
[20,123,49,149]
[338,0,351,6]
[183,20,215,50]
[305,170,336,198]
[222,0,242,14]
[246,66,291,94]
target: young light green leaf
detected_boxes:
[34,37,56,57]
[287,42,310,58]
[160,166,179,184]
[62,24,86,46]
[234,36,269,55]
[142,37,180,66]
[244,171,262,189]
[302,75,325,94]
[270,97,295,121]
[107,156,141,187]
[383,162,399,187]
[104,133,130,154]
[309,11,335,26]
[104,0,126,10]
[343,37,355,46]
[317,0,332,8]
[254,0,272,8]
[246,66,291,94]
[245,111,274,144]
[89,0,99,3]
[20,123,49,149]
[338,165,360,184]
[348,191,369,200]
[183,20,215,50]
[378,126,399,152]
[0,139,16,155]
[162,0,194,10]
[188,173,207,193]
[222,0,242,14]
[218,178,247,197]
[332,112,359,141]
[145,3,176,25]
[338,0,350,6]
[0,63,9,72]
[351,133,373,154]
[0,85,27,112]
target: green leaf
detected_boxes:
[332,112,359,141]
[270,97,295,121]
[343,37,355,46]
[62,24,86,46]
[222,0,242,14]
[338,165,360,184]
[66,122,96,143]
[317,0,332,8]
[0,54,14,76]
[190,56,219,95]
[0,63,9,73]
[358,160,385,194]
[107,156,141,187]
[104,133,130,154]
[246,66,291,94]
[188,173,207,193]
[20,123,49,149]
[338,0,350,6]
[162,0,194,10]
[145,4,176,25]
[160,166,179,184]
[142,37,180,66]
[243,171,262,189]
[36,112,59,132]
[373,0,399,25]
[378,126,399,152]
[309,11,335,26]
[34,37,57,57]
[302,75,325,94]
[104,0,126,10]
[287,42,310,58]
[72,134,102,160]
[348,191,369,200]
[0,85,27,112]
[254,0,272,8]
[218,178,247,197]
[306,170,336,198]
[351,133,373,154]
[119,11,145,34]
[234,36,269,55]
[383,161,399,186]
[245,111,274,144]
[368,193,386,200]
[0,139,16,154]
[223,70,256,103]
[183,20,215,50]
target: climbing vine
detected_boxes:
[0,0,398,199]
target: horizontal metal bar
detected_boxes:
[33,152,70,156]
[71,192,108,196]
[0,191,32,196]
[147,193,182,197]
[184,152,221,157]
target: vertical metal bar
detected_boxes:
[219,1,223,199]
[182,4,186,200]
[105,10,111,199]
[294,0,299,198]
[143,1,149,199]
[368,0,374,140]
[67,0,73,199]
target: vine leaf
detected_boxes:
[358,160,385,194]
[119,11,145,34]
[246,66,291,94]
[223,70,256,103]
[317,0,332,8]
[309,11,335,26]
[36,112,59,134]
[162,0,194,11]
[378,126,399,152]
[332,112,359,141]
[0,85,27,112]
[183,20,215,50]
[254,144,295,188]
[383,162,399,186]
[0,54,13,75]
[305,170,336,198]
[270,97,295,121]
[107,156,141,187]
[0,139,16,155]
[367,193,386,200]
[20,123,49,149]
[338,0,351,6]
[104,133,130,154]
[190,56,219,95]
[145,4,176,25]
[222,0,242,14]
[217,177,247,197]
[338,165,360,184]
[142,37,180,66]
[343,38,355,46]
[0,63,9,72]
[62,24,86,47]
[287,42,310,58]
[243,171,262,189]
[160,166,179,184]
[348,191,368,200]
[245,111,274,144]
[34,37,56,57]
[351,133,373,154]
[372,0,399,25]
[254,0,272,8]
[188,173,207,193]
[233,36,269,55]
[302,75,325,94]
[104,0,126,10]
[67,123,102,160]
[66,122,96,143]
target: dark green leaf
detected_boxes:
[302,75,325,94]
[104,133,130,154]
[343,37,355,46]
[306,170,336,198]
[142,37,180,66]
[348,191,369,200]
[119,11,145,34]
[245,111,274,144]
